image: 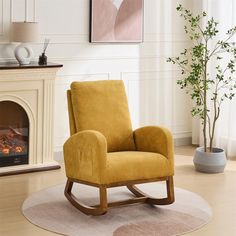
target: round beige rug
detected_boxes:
[22,183,212,236]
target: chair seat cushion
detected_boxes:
[103,151,174,184]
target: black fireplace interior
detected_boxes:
[0,101,29,167]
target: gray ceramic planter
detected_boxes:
[193,147,227,173]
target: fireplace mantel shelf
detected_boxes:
[0,62,63,70]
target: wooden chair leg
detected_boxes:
[166,176,175,203]
[99,185,108,213]
[127,176,175,205]
[64,179,108,216]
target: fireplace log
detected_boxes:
[9,127,28,142]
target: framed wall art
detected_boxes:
[90,0,144,43]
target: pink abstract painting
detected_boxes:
[90,0,143,42]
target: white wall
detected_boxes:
[0,0,195,152]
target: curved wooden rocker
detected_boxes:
[65,179,108,216]
[64,176,175,216]
[127,176,175,205]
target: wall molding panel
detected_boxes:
[0,0,4,36]
[0,0,194,152]
[0,0,11,40]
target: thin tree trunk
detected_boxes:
[207,114,212,151]
[203,86,207,152]
[203,55,208,152]
[210,107,220,152]
[203,40,208,152]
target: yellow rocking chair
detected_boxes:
[63,80,174,215]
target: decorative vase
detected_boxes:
[14,43,34,65]
[38,53,47,65]
[193,147,227,173]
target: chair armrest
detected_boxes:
[63,130,107,184]
[133,126,174,161]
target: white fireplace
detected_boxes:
[0,63,62,176]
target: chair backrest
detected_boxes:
[67,80,136,152]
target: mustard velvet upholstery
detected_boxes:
[64,80,174,186]
[64,131,173,185]
[67,90,76,136]
[134,126,174,171]
[64,130,107,184]
[105,151,173,184]
[70,80,136,152]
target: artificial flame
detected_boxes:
[15,146,23,153]
[2,148,10,154]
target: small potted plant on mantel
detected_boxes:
[167,5,236,173]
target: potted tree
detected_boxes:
[167,5,236,173]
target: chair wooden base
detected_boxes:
[64,176,175,216]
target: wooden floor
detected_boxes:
[0,146,236,236]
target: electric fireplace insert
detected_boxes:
[0,101,29,167]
